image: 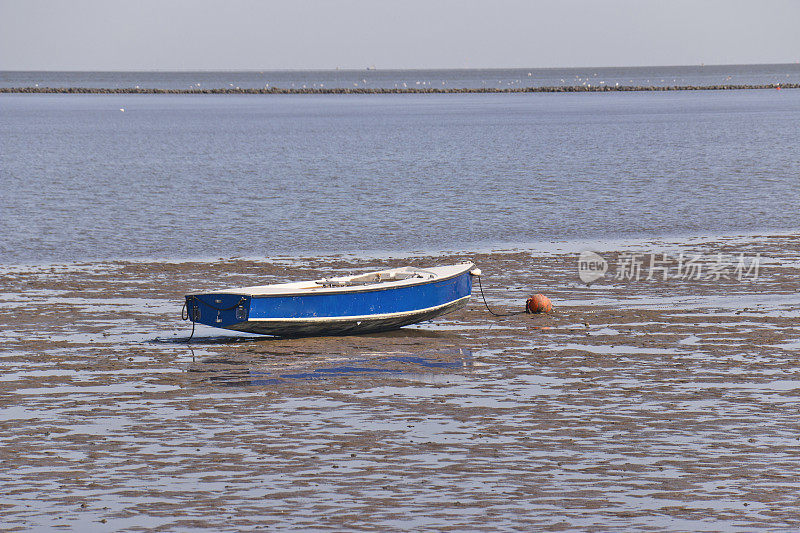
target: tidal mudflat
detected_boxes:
[2,233,799,531]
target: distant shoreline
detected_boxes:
[2,83,798,95]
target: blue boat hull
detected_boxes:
[185,267,473,337]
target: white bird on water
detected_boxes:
[119,108,125,112]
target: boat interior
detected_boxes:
[210,263,474,296]
[315,267,436,288]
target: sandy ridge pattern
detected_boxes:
[1,233,800,530]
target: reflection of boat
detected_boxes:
[184,263,479,337]
[188,348,474,387]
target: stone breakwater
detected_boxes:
[2,83,798,94]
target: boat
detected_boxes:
[184,263,480,337]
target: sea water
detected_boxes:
[2,85,798,263]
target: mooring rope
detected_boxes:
[475,275,527,317]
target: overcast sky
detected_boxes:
[1,0,798,70]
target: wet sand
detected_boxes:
[1,233,800,531]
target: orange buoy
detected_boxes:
[526,294,553,314]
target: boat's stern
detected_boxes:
[184,293,251,330]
